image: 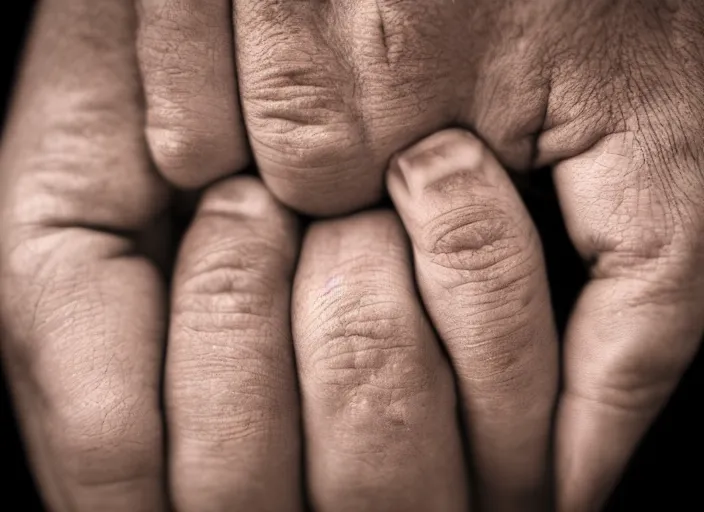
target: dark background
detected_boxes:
[1,2,701,510]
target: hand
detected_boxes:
[167,130,559,511]
[0,4,561,506]
[136,1,704,508]
[0,3,302,509]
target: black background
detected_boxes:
[1,2,701,510]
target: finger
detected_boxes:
[293,211,468,511]
[0,1,168,510]
[388,129,558,511]
[549,132,704,511]
[136,0,249,188]
[167,177,303,511]
[233,0,461,215]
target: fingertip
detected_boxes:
[387,129,522,250]
[198,175,288,219]
[387,129,498,207]
[137,0,250,190]
[146,124,250,190]
[187,177,300,270]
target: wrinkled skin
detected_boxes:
[0,1,702,512]
[1,3,555,511]
[135,0,704,508]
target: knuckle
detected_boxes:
[242,68,378,214]
[176,191,297,316]
[568,341,689,416]
[423,204,513,257]
[244,66,348,135]
[170,233,296,443]
[251,121,360,176]
[420,202,540,292]
[175,242,281,333]
[453,322,544,388]
[243,62,354,160]
[138,13,248,188]
[409,201,551,387]
[1,122,165,230]
[305,281,440,429]
[592,210,704,289]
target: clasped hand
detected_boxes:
[1,1,703,511]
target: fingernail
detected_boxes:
[388,129,488,196]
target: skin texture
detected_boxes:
[387,130,558,510]
[134,0,704,509]
[293,211,469,512]
[0,2,557,510]
[0,1,561,505]
[166,177,303,511]
[136,0,250,187]
[0,1,703,511]
[0,1,168,509]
